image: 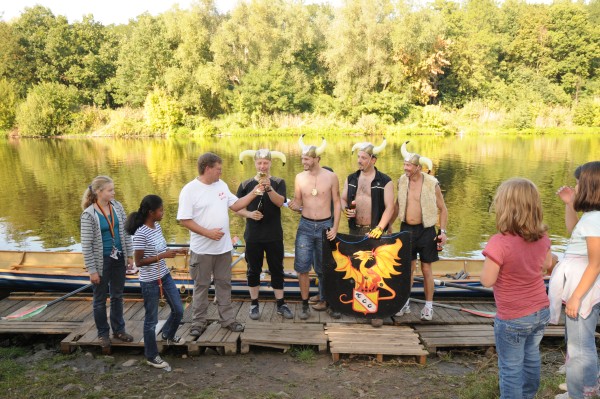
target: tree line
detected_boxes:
[0,0,599,136]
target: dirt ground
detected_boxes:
[2,335,568,399]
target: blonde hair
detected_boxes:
[492,177,547,242]
[81,176,113,210]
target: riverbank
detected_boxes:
[0,335,567,398]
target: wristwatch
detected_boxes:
[440,229,447,234]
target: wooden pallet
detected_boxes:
[0,320,81,335]
[240,322,327,354]
[60,319,167,354]
[186,322,240,356]
[414,324,495,353]
[325,323,428,364]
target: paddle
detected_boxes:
[1,283,93,320]
[413,276,493,294]
[411,298,496,318]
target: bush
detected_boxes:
[15,82,81,136]
[69,106,109,134]
[144,88,184,133]
[573,98,600,127]
[0,79,18,130]
[350,91,411,123]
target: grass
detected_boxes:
[289,345,317,363]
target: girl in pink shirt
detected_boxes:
[481,178,553,399]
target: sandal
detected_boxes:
[189,324,207,337]
[224,321,244,332]
[113,331,133,342]
[98,336,111,348]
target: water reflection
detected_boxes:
[0,134,597,258]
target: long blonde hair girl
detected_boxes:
[81,176,113,210]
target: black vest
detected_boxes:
[346,168,392,230]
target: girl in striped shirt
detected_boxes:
[125,195,186,369]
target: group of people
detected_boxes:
[479,162,600,399]
[79,138,600,399]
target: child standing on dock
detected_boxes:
[481,178,553,399]
[125,195,186,369]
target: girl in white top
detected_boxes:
[549,161,600,399]
[125,195,187,370]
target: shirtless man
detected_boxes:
[395,141,448,321]
[288,136,341,320]
[341,139,395,327]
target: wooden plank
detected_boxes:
[0,321,80,334]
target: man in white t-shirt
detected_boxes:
[177,152,259,335]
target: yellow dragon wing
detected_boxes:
[370,238,403,279]
[332,242,363,285]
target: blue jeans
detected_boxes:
[92,255,127,338]
[294,217,332,303]
[141,273,184,360]
[494,307,549,399]
[565,302,600,399]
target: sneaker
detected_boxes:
[557,364,566,374]
[371,318,383,327]
[299,305,310,320]
[395,301,411,317]
[554,393,570,399]
[224,321,244,332]
[146,355,170,369]
[420,306,433,321]
[558,382,567,391]
[162,334,186,345]
[189,324,207,337]
[277,304,294,319]
[326,307,341,319]
[309,294,320,303]
[312,301,327,311]
[249,304,260,320]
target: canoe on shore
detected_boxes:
[0,249,497,297]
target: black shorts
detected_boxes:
[401,223,439,264]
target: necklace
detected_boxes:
[311,176,318,196]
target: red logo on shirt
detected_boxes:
[219,192,226,200]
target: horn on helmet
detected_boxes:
[372,138,387,155]
[315,137,326,156]
[400,141,410,159]
[270,151,286,166]
[351,142,365,154]
[239,150,257,165]
[420,156,433,172]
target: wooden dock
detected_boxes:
[0,293,572,359]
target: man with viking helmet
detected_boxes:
[340,138,395,327]
[395,141,448,321]
[288,135,341,320]
[236,148,293,320]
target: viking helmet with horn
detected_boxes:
[239,149,286,166]
[298,135,326,158]
[351,138,387,157]
[401,141,433,172]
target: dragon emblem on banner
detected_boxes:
[331,239,403,314]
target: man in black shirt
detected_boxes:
[237,149,293,320]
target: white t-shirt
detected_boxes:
[565,211,600,255]
[177,178,238,255]
[133,223,170,283]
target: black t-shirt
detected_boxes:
[236,176,286,243]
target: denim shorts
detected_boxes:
[294,216,332,274]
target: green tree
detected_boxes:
[16,82,80,136]
[144,88,184,133]
[0,78,18,129]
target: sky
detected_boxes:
[0,0,340,25]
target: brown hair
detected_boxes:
[492,177,547,242]
[81,176,113,210]
[197,152,222,175]
[573,161,600,212]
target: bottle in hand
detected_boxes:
[437,229,443,252]
[346,200,356,218]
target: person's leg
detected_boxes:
[494,316,528,399]
[213,252,235,327]
[565,303,600,399]
[313,219,332,305]
[189,251,211,329]
[141,280,159,360]
[161,273,184,340]
[522,308,549,399]
[245,242,264,301]
[294,221,312,301]
[108,256,127,335]
[92,257,111,338]
[265,240,285,300]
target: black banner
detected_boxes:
[322,231,412,319]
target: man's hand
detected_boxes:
[90,272,101,285]
[205,228,225,241]
[249,210,264,220]
[326,227,337,241]
[368,226,383,239]
[343,207,356,218]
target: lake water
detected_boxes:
[0,134,597,258]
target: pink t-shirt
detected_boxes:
[482,233,550,320]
